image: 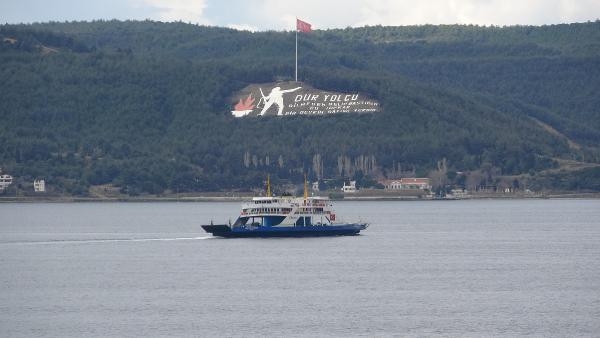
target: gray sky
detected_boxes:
[2,0,600,30]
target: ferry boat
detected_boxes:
[202,177,368,238]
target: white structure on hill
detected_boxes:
[34,179,46,193]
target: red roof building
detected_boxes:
[382,178,431,191]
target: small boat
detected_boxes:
[202,176,368,238]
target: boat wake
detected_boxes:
[0,236,214,246]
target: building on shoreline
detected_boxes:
[381,178,431,191]
[342,181,357,193]
[0,169,13,192]
[34,179,46,193]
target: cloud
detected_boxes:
[227,24,260,32]
[133,0,209,24]
[221,0,600,30]
[351,0,562,26]
[1,0,598,28]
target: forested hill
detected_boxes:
[1,20,600,196]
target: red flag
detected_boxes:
[296,18,312,33]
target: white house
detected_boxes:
[342,180,357,193]
[34,179,46,193]
[0,170,13,191]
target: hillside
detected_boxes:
[1,20,599,196]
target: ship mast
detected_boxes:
[303,173,308,202]
[267,174,272,197]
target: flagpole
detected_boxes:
[295,19,298,82]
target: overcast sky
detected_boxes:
[2,0,600,30]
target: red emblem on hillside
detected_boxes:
[234,94,255,111]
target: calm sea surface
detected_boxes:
[0,199,599,337]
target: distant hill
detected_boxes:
[1,20,599,196]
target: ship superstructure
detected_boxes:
[202,176,368,237]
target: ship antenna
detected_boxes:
[303,173,308,202]
[267,174,272,197]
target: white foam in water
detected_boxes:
[1,236,214,246]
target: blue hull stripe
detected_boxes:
[202,224,367,238]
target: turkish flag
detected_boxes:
[297,19,312,33]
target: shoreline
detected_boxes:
[1,192,599,203]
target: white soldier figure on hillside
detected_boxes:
[258,86,302,116]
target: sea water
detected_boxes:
[0,200,599,337]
